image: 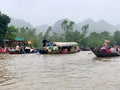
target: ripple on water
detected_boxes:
[0,52,120,90]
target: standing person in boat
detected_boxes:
[42,38,48,47]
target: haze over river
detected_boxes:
[0,51,120,90]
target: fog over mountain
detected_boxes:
[51,19,120,35]
[51,19,65,34]
[75,19,119,34]
[10,18,120,35]
[9,18,33,29]
[35,24,50,34]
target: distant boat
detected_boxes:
[90,47,120,57]
[39,42,80,54]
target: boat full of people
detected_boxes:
[90,39,120,57]
[39,42,80,54]
[8,46,35,54]
[90,47,120,57]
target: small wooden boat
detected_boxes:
[39,42,80,54]
[90,47,120,57]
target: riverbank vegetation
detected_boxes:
[0,12,120,48]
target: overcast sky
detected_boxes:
[0,0,120,26]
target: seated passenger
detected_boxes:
[10,48,15,51]
[117,46,120,53]
[53,46,58,53]
[101,45,109,52]
[15,45,20,52]
[62,48,68,54]
[110,46,117,53]
[70,46,76,53]
[75,46,80,52]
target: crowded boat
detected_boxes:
[39,42,80,54]
[0,38,37,54]
[90,39,120,57]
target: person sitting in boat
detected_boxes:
[58,47,62,53]
[101,44,109,52]
[62,48,68,54]
[70,46,76,53]
[15,45,20,52]
[20,46,25,53]
[47,46,52,53]
[10,47,15,51]
[53,46,58,53]
[75,46,80,52]
[30,47,35,53]
[25,46,31,53]
[117,46,120,53]
[110,46,117,53]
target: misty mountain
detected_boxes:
[75,19,119,34]
[9,18,33,29]
[9,18,120,35]
[52,19,120,35]
[51,19,65,34]
[9,18,50,34]
[116,24,120,30]
[35,24,50,34]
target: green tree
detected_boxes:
[81,24,89,36]
[61,19,68,34]
[5,26,18,40]
[88,32,102,47]
[100,31,113,45]
[17,27,27,38]
[0,12,10,47]
[44,26,52,39]
[17,27,38,48]
[87,31,112,47]
[37,32,44,48]
[113,31,120,45]
[61,19,89,47]
[70,30,84,46]
[80,24,89,45]
[49,32,65,42]
[61,19,75,41]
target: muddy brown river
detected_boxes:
[0,51,120,90]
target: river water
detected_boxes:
[0,51,120,90]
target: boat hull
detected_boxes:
[90,48,120,57]
[39,49,80,54]
[9,51,24,54]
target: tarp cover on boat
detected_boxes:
[53,42,78,47]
